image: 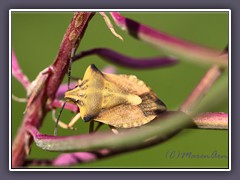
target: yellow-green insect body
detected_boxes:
[64,64,166,128]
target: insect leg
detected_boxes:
[67,113,81,128]
[109,125,119,135]
[89,120,94,133]
[52,110,76,130]
[94,122,104,132]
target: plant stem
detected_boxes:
[26,111,192,152]
[12,12,95,168]
[110,12,228,67]
[12,50,30,90]
[193,112,228,129]
[73,48,177,69]
[179,65,224,114]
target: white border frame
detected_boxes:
[9,9,231,171]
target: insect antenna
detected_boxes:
[67,47,76,89]
[54,101,66,136]
[54,47,76,136]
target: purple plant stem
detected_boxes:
[56,82,77,98]
[52,152,99,166]
[12,12,95,168]
[193,112,228,129]
[24,151,110,167]
[52,99,79,113]
[179,65,224,114]
[12,50,30,89]
[110,12,228,67]
[73,48,177,69]
[102,65,117,74]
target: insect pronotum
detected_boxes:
[54,64,167,135]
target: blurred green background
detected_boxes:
[11,12,229,168]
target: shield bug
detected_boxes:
[55,64,167,134]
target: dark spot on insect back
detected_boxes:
[90,64,104,76]
[90,64,98,71]
[78,80,88,88]
[155,99,167,108]
[83,115,94,122]
[90,64,101,73]
[153,109,166,115]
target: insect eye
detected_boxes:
[66,98,78,104]
[74,99,79,103]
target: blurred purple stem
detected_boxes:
[25,150,110,167]
[110,12,228,67]
[56,82,77,98]
[12,50,30,90]
[102,65,117,74]
[179,65,224,114]
[52,99,79,113]
[73,48,177,69]
[179,47,227,114]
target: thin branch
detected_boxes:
[51,99,79,113]
[56,82,77,98]
[110,12,228,67]
[12,94,27,103]
[179,47,228,114]
[99,12,123,41]
[179,65,224,114]
[73,48,178,69]
[25,67,53,110]
[193,112,228,129]
[12,50,30,90]
[12,12,95,168]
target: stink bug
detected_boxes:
[55,64,167,134]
